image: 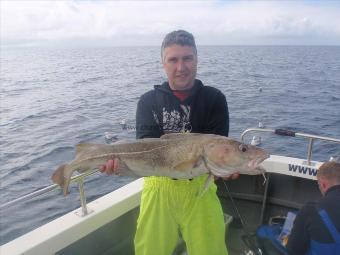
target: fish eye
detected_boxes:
[239,144,247,152]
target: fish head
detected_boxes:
[203,137,269,177]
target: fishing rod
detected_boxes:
[222,180,263,255]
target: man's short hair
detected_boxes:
[317,161,340,184]
[161,30,197,59]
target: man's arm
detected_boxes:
[205,91,229,137]
[205,90,237,179]
[101,91,161,174]
[136,93,162,139]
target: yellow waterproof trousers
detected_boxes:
[134,175,228,255]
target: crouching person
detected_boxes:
[287,161,340,255]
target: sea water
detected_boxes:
[1,46,339,245]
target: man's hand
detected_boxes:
[222,173,239,180]
[215,173,240,181]
[99,159,120,175]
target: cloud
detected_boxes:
[1,1,340,46]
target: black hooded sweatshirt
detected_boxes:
[136,79,229,139]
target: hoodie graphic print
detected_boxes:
[160,105,191,133]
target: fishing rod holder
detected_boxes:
[0,169,99,217]
[75,176,93,217]
[241,128,340,165]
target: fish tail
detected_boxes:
[63,177,71,196]
[52,164,66,186]
[51,164,70,196]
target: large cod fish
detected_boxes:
[52,133,269,195]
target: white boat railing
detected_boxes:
[0,168,99,216]
[241,128,340,165]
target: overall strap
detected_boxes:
[319,209,340,243]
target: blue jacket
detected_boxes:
[307,209,340,255]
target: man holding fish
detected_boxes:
[52,30,269,254]
[99,30,263,255]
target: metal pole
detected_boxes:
[259,173,270,225]
[306,138,314,165]
[241,128,340,144]
[77,178,90,216]
[240,128,340,165]
[0,184,59,209]
[0,168,99,210]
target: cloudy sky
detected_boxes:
[1,0,340,47]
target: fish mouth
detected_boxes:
[205,154,270,177]
[247,154,270,171]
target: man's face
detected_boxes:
[162,44,197,90]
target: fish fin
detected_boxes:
[52,164,66,187]
[173,157,202,172]
[52,164,70,196]
[205,161,235,177]
[63,177,71,196]
[197,174,214,197]
[116,161,139,177]
[51,164,73,196]
[161,133,201,140]
[75,143,114,160]
[76,143,109,154]
[193,156,204,168]
[112,139,135,145]
[75,143,97,154]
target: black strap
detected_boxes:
[274,129,296,137]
